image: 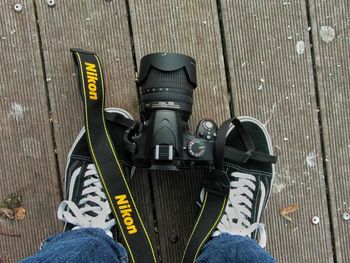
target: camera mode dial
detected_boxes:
[188,139,206,158]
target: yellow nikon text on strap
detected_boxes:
[115,195,138,235]
[85,62,98,100]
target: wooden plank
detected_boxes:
[34,0,157,253]
[149,170,207,262]
[220,0,334,262]
[0,1,61,262]
[129,1,230,261]
[35,0,139,180]
[309,1,350,261]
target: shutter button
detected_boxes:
[204,121,214,130]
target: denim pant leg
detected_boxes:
[196,233,276,263]
[20,228,127,263]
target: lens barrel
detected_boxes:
[138,53,197,121]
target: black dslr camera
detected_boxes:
[124,53,218,171]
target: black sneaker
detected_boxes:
[57,108,134,238]
[201,116,276,247]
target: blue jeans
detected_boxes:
[20,228,276,263]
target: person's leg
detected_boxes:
[197,233,276,263]
[20,228,127,263]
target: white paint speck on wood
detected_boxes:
[296,41,305,55]
[8,102,26,123]
[320,26,335,43]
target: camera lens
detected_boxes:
[138,53,197,121]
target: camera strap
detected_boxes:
[71,49,157,263]
[71,49,235,263]
[181,119,231,263]
[181,118,277,262]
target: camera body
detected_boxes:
[132,110,218,170]
[124,52,218,171]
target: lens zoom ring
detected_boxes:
[141,87,193,96]
[141,92,193,104]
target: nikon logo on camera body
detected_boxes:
[115,194,138,235]
[85,62,98,101]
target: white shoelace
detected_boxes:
[57,164,115,238]
[203,172,267,247]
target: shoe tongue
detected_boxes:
[81,185,105,218]
[231,173,258,227]
[84,199,99,217]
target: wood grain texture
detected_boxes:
[0,1,61,261]
[35,0,139,181]
[220,0,334,262]
[309,0,350,262]
[129,0,230,261]
[34,0,157,253]
[149,169,207,262]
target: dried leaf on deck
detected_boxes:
[280,204,299,222]
[14,207,26,220]
[0,208,15,220]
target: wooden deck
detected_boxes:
[0,0,349,262]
